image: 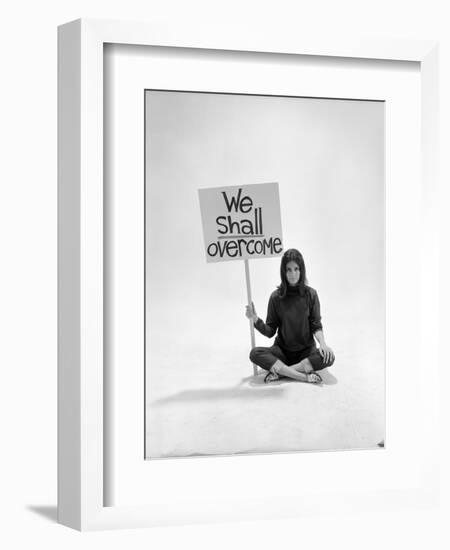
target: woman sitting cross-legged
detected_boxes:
[246,248,335,384]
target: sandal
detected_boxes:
[307,372,322,384]
[264,371,280,383]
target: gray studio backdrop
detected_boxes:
[145,91,384,458]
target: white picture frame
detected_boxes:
[58,18,439,530]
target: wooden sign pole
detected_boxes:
[244,259,258,376]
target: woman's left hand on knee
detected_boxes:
[319,344,335,366]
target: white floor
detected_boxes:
[145,341,385,459]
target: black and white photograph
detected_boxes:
[145,90,385,459]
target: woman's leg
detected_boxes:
[307,348,335,371]
[250,346,321,382]
[291,357,315,374]
[271,360,321,382]
[249,345,287,372]
[288,347,335,375]
[271,360,310,381]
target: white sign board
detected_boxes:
[198,182,283,263]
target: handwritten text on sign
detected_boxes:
[198,182,283,263]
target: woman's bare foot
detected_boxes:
[306,372,322,384]
[264,371,280,383]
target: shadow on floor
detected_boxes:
[152,379,287,405]
[319,369,339,385]
[27,505,57,523]
[151,368,339,406]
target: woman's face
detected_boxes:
[286,261,301,286]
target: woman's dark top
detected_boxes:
[254,285,323,352]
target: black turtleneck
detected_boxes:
[254,285,323,352]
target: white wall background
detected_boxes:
[1,0,449,548]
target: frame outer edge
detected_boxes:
[80,18,105,530]
[420,44,440,498]
[57,19,82,531]
[58,17,441,530]
[84,17,436,62]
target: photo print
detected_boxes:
[145,90,385,459]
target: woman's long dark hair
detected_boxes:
[278,248,308,298]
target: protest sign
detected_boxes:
[198,182,283,263]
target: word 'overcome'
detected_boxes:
[206,188,283,259]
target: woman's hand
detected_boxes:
[245,302,258,323]
[319,344,335,366]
